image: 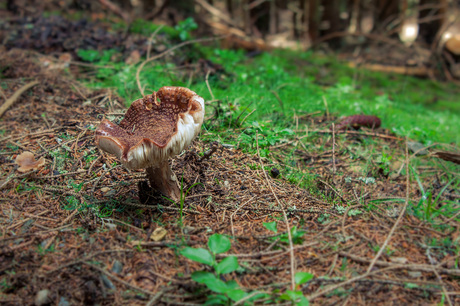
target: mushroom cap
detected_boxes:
[95,86,205,170]
[15,151,46,172]
[445,35,460,55]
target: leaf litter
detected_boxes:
[0,29,459,306]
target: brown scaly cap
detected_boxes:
[95,86,205,170]
[15,151,46,173]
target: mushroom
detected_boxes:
[95,86,205,202]
[15,151,46,173]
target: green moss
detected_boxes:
[78,34,460,145]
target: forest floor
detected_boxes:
[1,8,459,306]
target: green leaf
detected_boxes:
[208,234,231,254]
[280,290,303,301]
[297,296,310,306]
[225,279,239,289]
[207,279,230,294]
[227,288,248,302]
[295,272,314,285]
[263,221,277,233]
[191,271,216,284]
[181,247,214,266]
[204,294,229,305]
[216,256,239,275]
[192,271,229,294]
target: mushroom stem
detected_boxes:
[145,163,181,202]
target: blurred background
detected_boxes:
[2,0,460,80]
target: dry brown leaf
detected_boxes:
[15,151,45,172]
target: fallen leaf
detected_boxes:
[15,152,45,173]
[150,227,167,241]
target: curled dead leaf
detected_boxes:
[150,227,167,241]
[15,151,45,173]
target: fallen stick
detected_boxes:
[0,81,39,117]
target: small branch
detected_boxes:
[339,251,460,276]
[146,25,165,60]
[332,123,336,175]
[98,0,130,22]
[0,81,39,118]
[205,70,215,101]
[256,133,296,291]
[83,262,156,296]
[366,139,410,273]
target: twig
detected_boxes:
[146,289,167,306]
[256,132,296,291]
[58,209,79,226]
[428,252,454,306]
[230,196,255,236]
[366,139,410,273]
[339,252,460,276]
[308,266,399,300]
[98,0,130,22]
[194,0,238,27]
[146,25,165,60]
[318,179,346,204]
[205,70,215,101]
[83,262,156,296]
[302,129,403,141]
[0,81,39,117]
[233,291,265,306]
[216,242,318,259]
[332,123,336,175]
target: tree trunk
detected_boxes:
[373,0,399,33]
[320,0,342,48]
[418,0,447,45]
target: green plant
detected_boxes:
[181,234,265,305]
[175,17,198,41]
[317,213,331,224]
[165,174,202,227]
[409,166,458,222]
[76,49,118,63]
[278,272,313,306]
[263,221,306,245]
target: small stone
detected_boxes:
[150,227,167,241]
[408,271,422,278]
[407,142,428,155]
[100,187,110,193]
[223,180,230,188]
[58,296,70,306]
[390,257,408,264]
[106,223,116,231]
[101,274,116,289]
[35,289,50,306]
[390,160,403,172]
[111,260,123,274]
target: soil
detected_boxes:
[1,9,459,306]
